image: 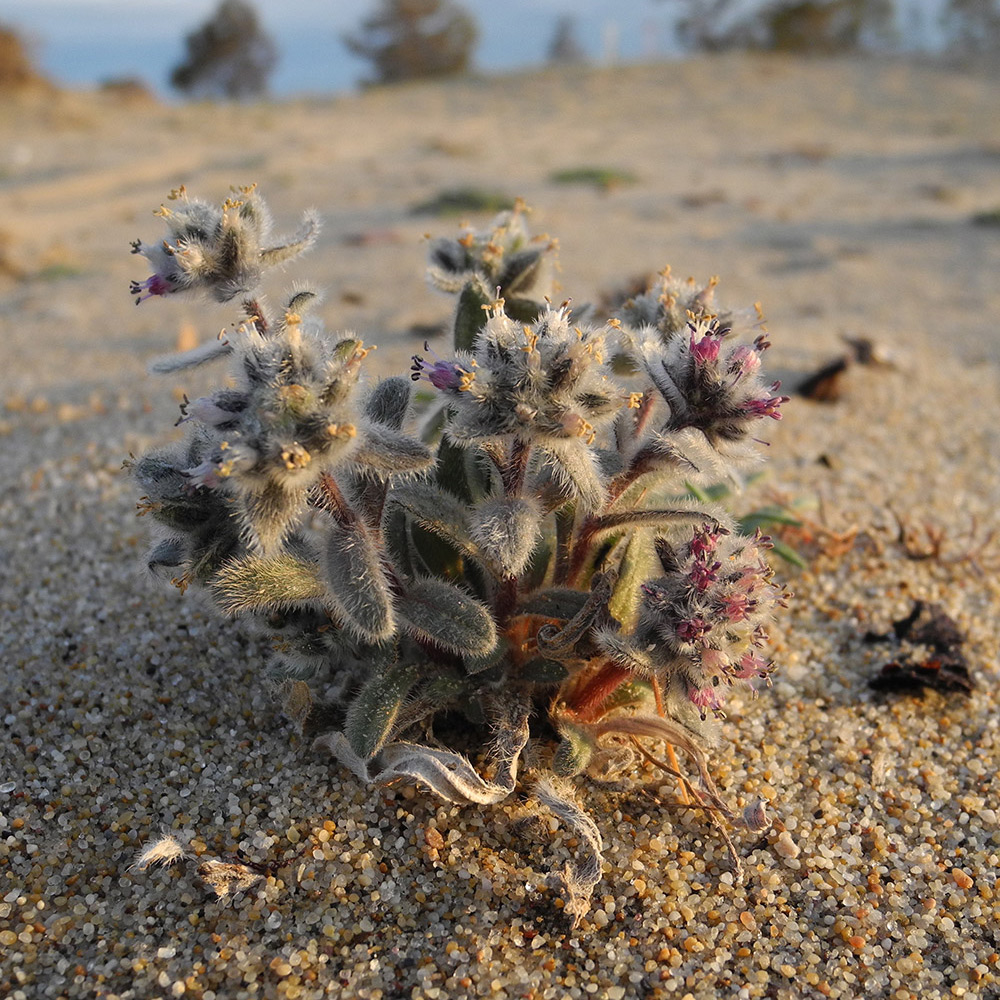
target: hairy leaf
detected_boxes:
[607,533,655,630]
[213,552,327,615]
[363,376,411,430]
[534,776,604,929]
[345,661,421,760]
[541,439,607,512]
[239,480,305,555]
[353,421,433,475]
[322,521,395,643]
[397,577,497,656]
[469,495,542,577]
[453,277,492,351]
[384,481,479,559]
[316,732,525,806]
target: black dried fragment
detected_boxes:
[797,356,850,402]
[865,600,974,697]
[869,656,973,696]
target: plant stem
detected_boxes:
[553,505,575,584]
[503,437,531,497]
[315,472,357,527]
[563,659,633,724]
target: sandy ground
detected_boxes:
[2,55,1000,1000]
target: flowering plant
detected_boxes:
[129,187,788,925]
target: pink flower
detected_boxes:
[744,385,788,420]
[717,593,751,622]
[676,617,711,644]
[690,524,721,559]
[690,558,721,592]
[130,273,174,304]
[733,650,771,681]
[727,344,761,380]
[700,647,730,673]
[410,346,471,393]
[687,683,725,719]
[689,325,722,366]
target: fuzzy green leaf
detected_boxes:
[147,537,185,572]
[497,249,543,296]
[353,421,433,475]
[213,553,328,615]
[345,661,421,760]
[552,723,595,777]
[240,480,305,555]
[453,278,492,351]
[517,587,591,622]
[504,296,543,324]
[607,532,655,630]
[364,376,411,430]
[542,439,607,512]
[469,496,542,577]
[397,577,497,656]
[322,521,395,643]
[385,481,479,560]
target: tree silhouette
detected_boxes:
[667,0,894,52]
[171,0,277,99]
[944,0,1000,56]
[0,23,49,90]
[547,15,587,64]
[345,0,478,85]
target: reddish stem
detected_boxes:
[563,659,634,724]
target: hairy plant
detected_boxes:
[129,188,789,926]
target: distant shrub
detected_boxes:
[547,15,587,64]
[549,167,638,192]
[669,0,894,52]
[943,0,1000,57]
[100,77,157,104]
[170,0,277,99]
[411,187,513,216]
[345,0,478,85]
[0,23,49,90]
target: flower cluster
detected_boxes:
[413,302,620,509]
[639,317,788,450]
[618,268,727,336]
[130,184,317,304]
[600,524,788,723]
[426,199,555,304]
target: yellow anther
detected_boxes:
[281,445,312,470]
[326,423,357,439]
[221,197,244,212]
[167,186,187,201]
[153,205,172,218]
[628,392,644,409]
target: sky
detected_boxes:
[0,0,684,96]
